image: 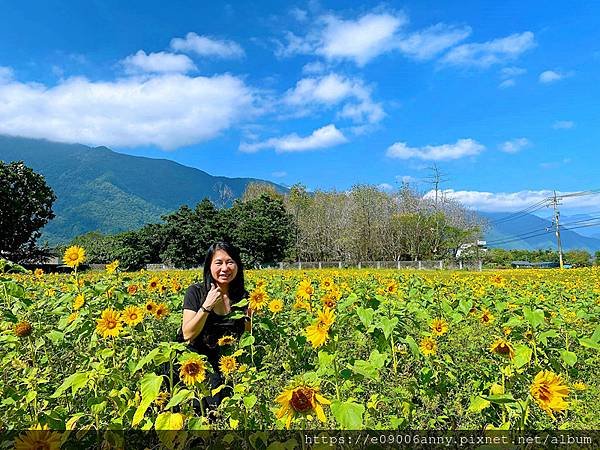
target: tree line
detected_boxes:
[9,161,596,270]
[64,182,484,269]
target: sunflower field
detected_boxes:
[1,249,599,439]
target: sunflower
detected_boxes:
[268,299,284,314]
[67,312,78,323]
[320,277,335,290]
[480,309,495,325]
[490,383,505,395]
[14,321,33,338]
[154,303,169,319]
[144,300,158,316]
[179,355,206,385]
[276,384,331,429]
[490,338,515,359]
[34,268,44,278]
[63,246,86,268]
[249,288,269,311]
[530,370,569,417]
[106,260,119,274]
[217,335,236,346]
[148,277,161,291]
[73,294,85,310]
[293,297,312,312]
[572,381,587,391]
[127,284,138,295]
[430,318,449,336]
[296,280,313,300]
[219,355,238,376]
[419,337,437,356]
[171,279,182,293]
[385,280,398,294]
[95,309,122,338]
[15,424,61,450]
[155,391,170,408]
[305,308,335,348]
[122,306,144,326]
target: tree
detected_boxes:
[564,249,591,267]
[0,161,56,261]
[226,194,294,267]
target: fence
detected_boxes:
[277,260,483,271]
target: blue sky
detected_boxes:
[1,0,599,213]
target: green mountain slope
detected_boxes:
[0,135,286,245]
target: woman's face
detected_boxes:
[210,249,238,285]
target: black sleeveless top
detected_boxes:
[181,283,248,369]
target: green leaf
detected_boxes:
[155,412,184,430]
[165,389,193,409]
[591,324,600,343]
[482,394,517,404]
[513,344,532,368]
[243,394,257,409]
[458,298,473,316]
[538,330,558,346]
[404,335,420,358]
[368,349,388,368]
[330,400,365,430]
[132,373,163,426]
[355,307,375,329]
[352,360,379,380]
[560,350,577,367]
[523,307,544,329]
[239,334,255,348]
[503,316,524,328]
[468,395,491,412]
[378,317,399,340]
[51,372,88,398]
[47,330,65,345]
[579,338,600,350]
[132,348,160,373]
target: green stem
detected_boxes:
[332,337,341,401]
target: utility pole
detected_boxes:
[551,191,564,269]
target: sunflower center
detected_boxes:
[291,387,314,413]
[537,385,552,402]
[33,441,51,450]
[107,320,117,329]
[186,363,200,376]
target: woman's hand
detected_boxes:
[202,283,222,311]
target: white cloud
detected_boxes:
[539,70,567,83]
[436,189,600,212]
[170,32,245,58]
[386,138,484,161]
[396,175,415,184]
[239,124,347,153]
[272,171,287,178]
[377,183,394,192]
[500,66,526,78]
[499,79,516,88]
[553,120,574,129]
[302,61,327,74]
[441,31,535,68]
[499,137,530,153]
[317,12,406,65]
[284,73,384,124]
[395,23,471,60]
[0,72,254,150]
[0,66,13,82]
[276,11,470,66]
[121,50,196,73]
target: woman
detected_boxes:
[180,241,250,414]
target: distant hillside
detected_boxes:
[0,135,287,245]
[480,211,600,252]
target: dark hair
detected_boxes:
[203,242,246,300]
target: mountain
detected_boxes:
[0,135,287,245]
[480,211,600,252]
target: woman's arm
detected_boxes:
[181,283,223,342]
[182,308,210,342]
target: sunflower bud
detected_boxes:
[14,321,33,338]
